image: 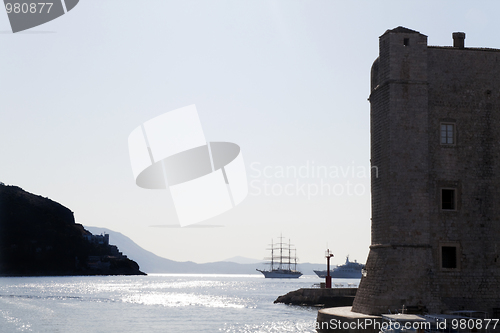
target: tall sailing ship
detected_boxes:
[256,235,302,278]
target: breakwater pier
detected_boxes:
[274,287,357,307]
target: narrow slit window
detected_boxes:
[441,189,455,210]
[442,246,457,269]
[441,123,455,144]
[404,38,409,46]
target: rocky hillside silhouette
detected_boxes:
[0,183,145,276]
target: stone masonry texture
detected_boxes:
[351,27,500,317]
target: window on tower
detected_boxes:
[442,246,457,268]
[441,189,456,210]
[441,245,459,269]
[440,123,455,145]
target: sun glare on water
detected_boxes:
[122,292,247,308]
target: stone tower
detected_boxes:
[352,27,500,317]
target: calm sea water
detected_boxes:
[0,274,359,333]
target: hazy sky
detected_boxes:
[1,1,496,265]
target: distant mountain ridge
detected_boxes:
[222,256,263,264]
[0,183,325,276]
[86,227,326,275]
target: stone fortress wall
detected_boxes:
[352,27,500,317]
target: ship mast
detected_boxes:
[288,238,291,271]
[271,239,274,270]
[294,248,297,271]
[265,235,300,272]
[279,233,283,270]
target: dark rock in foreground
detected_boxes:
[0,183,145,276]
[274,288,357,307]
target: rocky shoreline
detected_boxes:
[0,183,145,276]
